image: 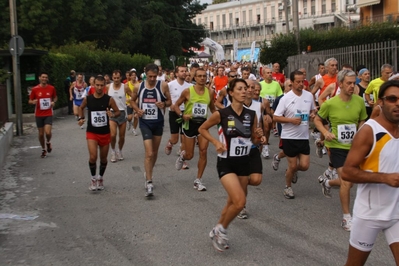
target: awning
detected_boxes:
[356,0,381,8]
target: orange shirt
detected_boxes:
[320,74,337,100]
[213,76,228,97]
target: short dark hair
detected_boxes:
[318,63,324,67]
[227,78,248,103]
[95,75,105,83]
[191,62,200,68]
[241,67,250,72]
[39,71,49,77]
[290,70,303,82]
[342,63,353,70]
[378,80,399,99]
[112,70,122,76]
[145,63,159,74]
[175,66,187,74]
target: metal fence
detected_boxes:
[286,40,398,80]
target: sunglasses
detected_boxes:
[382,95,399,103]
[229,75,237,78]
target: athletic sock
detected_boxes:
[89,162,96,176]
[99,162,107,177]
[343,213,351,219]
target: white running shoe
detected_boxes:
[145,182,154,197]
[194,179,206,191]
[175,150,185,170]
[165,142,173,155]
[127,121,132,131]
[237,207,248,219]
[341,217,352,231]
[97,176,104,191]
[89,178,97,191]
[110,151,117,163]
[209,227,229,252]
[132,128,138,136]
[261,145,270,159]
[272,154,280,171]
[322,146,327,155]
[116,150,124,161]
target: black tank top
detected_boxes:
[358,83,366,98]
[218,106,255,159]
[87,94,111,134]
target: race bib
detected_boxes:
[75,90,84,100]
[39,98,51,110]
[142,103,158,120]
[294,110,309,125]
[337,124,356,144]
[91,111,107,127]
[229,137,252,157]
[192,103,207,118]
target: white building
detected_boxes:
[194,0,359,60]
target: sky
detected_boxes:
[200,0,212,4]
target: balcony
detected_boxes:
[361,13,399,24]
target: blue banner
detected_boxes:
[237,48,260,62]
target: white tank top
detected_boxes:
[354,119,399,220]
[245,100,262,125]
[108,83,126,111]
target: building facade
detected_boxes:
[358,0,399,24]
[194,0,360,60]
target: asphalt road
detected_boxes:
[0,114,395,266]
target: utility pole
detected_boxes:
[284,0,290,34]
[291,0,300,54]
[9,0,23,135]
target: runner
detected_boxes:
[273,70,316,199]
[314,69,367,231]
[69,73,87,120]
[342,79,399,265]
[28,72,58,158]
[130,63,171,197]
[173,68,216,191]
[198,78,264,251]
[107,70,133,162]
[164,66,190,170]
[126,69,140,136]
[77,75,120,191]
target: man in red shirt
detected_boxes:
[28,72,58,158]
[211,66,228,100]
[272,62,285,88]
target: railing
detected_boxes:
[286,41,398,81]
[361,13,399,24]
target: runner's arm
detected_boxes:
[109,98,120,118]
[198,111,226,154]
[215,88,226,110]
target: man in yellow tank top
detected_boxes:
[173,68,216,191]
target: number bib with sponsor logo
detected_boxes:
[337,123,356,144]
[91,111,107,127]
[192,103,207,118]
[142,103,158,120]
[39,98,51,110]
[229,137,252,157]
[294,110,309,125]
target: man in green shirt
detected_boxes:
[314,69,367,232]
[364,64,393,107]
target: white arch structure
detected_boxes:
[200,38,225,62]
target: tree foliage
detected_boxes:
[0,0,207,62]
[260,22,399,69]
[212,0,228,4]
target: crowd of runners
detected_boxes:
[27,59,399,264]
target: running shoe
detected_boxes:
[209,227,229,252]
[41,149,47,158]
[110,151,117,163]
[165,142,173,155]
[332,168,338,180]
[97,177,104,191]
[127,121,132,131]
[283,187,295,199]
[315,139,323,158]
[175,150,185,170]
[311,131,320,140]
[261,145,269,159]
[46,142,52,153]
[182,161,189,170]
[132,128,138,136]
[80,125,84,130]
[291,172,298,184]
[318,175,332,198]
[89,178,97,191]
[341,217,352,232]
[272,154,280,171]
[323,168,334,180]
[237,207,248,219]
[145,182,154,197]
[273,128,279,137]
[194,178,206,191]
[322,146,327,155]
[117,150,124,161]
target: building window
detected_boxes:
[222,14,226,28]
[236,17,239,26]
[242,11,246,25]
[204,17,208,26]
[193,19,196,24]
[303,0,307,14]
[331,0,336,12]
[198,18,201,25]
[271,6,275,19]
[257,14,261,24]
[322,0,326,14]
[210,21,213,30]
[311,0,315,15]
[216,15,220,29]
[229,13,233,27]
[264,7,267,22]
[249,9,252,24]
